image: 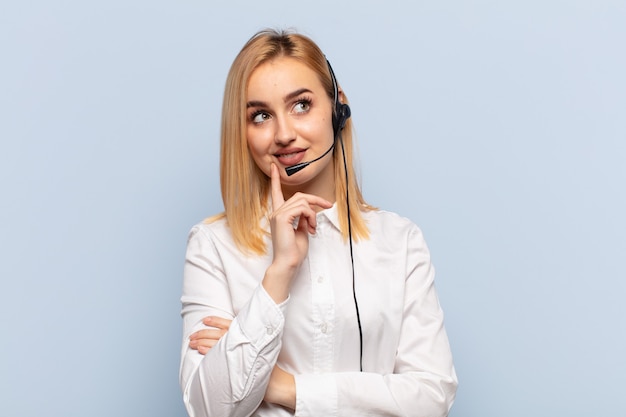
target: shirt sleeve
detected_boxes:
[179,225,287,417]
[294,225,458,417]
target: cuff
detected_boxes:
[234,284,289,350]
[294,373,337,417]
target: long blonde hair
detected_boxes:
[211,29,373,255]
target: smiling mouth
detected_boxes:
[275,151,303,158]
[274,149,306,165]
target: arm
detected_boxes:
[189,318,296,410]
[180,227,288,417]
[189,226,457,416]
[180,164,332,417]
[293,225,458,417]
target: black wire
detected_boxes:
[338,133,364,372]
[327,58,363,372]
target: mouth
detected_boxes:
[274,149,306,166]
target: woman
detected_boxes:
[180,29,457,417]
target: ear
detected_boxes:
[338,87,346,104]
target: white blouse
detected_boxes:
[180,204,457,417]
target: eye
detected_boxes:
[250,111,270,124]
[292,99,311,114]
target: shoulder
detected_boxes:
[361,208,430,252]
[187,214,268,258]
[186,215,234,250]
[363,208,422,236]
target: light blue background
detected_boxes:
[1,1,624,416]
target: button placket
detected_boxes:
[308,219,335,372]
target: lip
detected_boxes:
[273,148,306,166]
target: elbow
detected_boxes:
[182,373,234,417]
[181,370,210,417]
[405,372,458,417]
[426,373,458,417]
[180,359,230,417]
[441,374,458,416]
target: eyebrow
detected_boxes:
[246,88,313,108]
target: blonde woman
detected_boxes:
[180,29,457,417]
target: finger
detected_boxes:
[190,328,227,341]
[298,215,316,236]
[288,197,331,232]
[193,337,220,354]
[189,330,225,350]
[191,338,218,349]
[270,163,285,211]
[278,195,332,228]
[202,316,232,330]
[291,202,317,233]
[288,192,333,213]
[190,339,205,349]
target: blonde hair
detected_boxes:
[211,29,373,255]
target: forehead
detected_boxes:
[247,57,325,99]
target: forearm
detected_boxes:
[181,285,287,417]
[262,262,297,304]
[294,370,457,417]
[264,366,296,411]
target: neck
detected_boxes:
[281,162,336,209]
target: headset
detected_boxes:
[284,60,351,177]
[328,60,351,137]
[328,59,363,373]
[285,59,363,371]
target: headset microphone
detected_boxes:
[285,143,335,176]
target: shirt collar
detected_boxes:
[317,202,341,232]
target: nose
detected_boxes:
[274,115,296,145]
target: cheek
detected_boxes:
[246,127,271,171]
[299,115,333,140]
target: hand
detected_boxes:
[264,365,296,410]
[263,163,332,302]
[188,316,232,355]
[268,163,332,271]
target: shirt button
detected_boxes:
[317,276,324,283]
[266,326,273,335]
[320,322,328,334]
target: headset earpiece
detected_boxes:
[327,59,351,137]
[335,102,351,132]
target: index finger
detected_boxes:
[202,316,232,330]
[270,163,285,211]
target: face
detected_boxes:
[246,56,336,200]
